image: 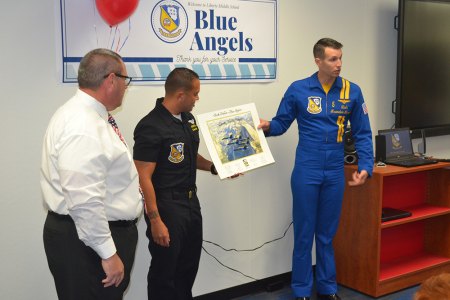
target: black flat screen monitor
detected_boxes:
[395,0,450,135]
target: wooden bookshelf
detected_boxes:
[334,163,450,297]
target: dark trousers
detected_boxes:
[43,211,138,300]
[146,189,203,300]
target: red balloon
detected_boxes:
[96,0,139,27]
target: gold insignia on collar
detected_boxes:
[190,124,198,131]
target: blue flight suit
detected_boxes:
[267,72,373,297]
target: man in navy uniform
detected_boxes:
[133,68,218,300]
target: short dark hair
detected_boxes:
[313,38,343,59]
[78,49,123,90]
[165,68,199,95]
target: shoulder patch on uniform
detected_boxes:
[362,102,369,115]
[168,143,185,163]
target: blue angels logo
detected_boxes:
[161,5,179,33]
[391,133,402,150]
[150,0,188,43]
[168,142,185,163]
[307,97,322,114]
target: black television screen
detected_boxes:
[395,0,450,134]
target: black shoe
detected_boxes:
[295,297,310,300]
[317,293,341,300]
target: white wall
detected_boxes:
[2,1,449,299]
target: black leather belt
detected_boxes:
[156,187,197,199]
[109,219,137,227]
[48,211,137,227]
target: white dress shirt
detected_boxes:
[41,89,143,259]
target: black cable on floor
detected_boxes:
[201,246,260,282]
[201,221,293,282]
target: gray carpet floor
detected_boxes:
[232,284,419,300]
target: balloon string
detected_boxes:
[92,0,99,46]
[110,26,121,52]
[108,26,113,50]
[115,27,121,52]
[118,18,132,52]
[110,26,118,50]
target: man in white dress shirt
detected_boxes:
[41,48,143,300]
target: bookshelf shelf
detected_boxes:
[380,253,450,281]
[334,163,450,297]
[381,204,450,228]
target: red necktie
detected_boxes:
[108,113,145,204]
[108,113,127,146]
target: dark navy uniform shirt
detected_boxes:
[133,98,200,189]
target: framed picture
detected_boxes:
[197,103,275,179]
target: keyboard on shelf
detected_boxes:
[424,157,450,162]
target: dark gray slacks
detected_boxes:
[43,211,138,300]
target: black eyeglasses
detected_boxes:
[104,73,133,86]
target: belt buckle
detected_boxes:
[188,190,193,199]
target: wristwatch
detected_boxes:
[210,164,218,175]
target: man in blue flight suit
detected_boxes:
[259,38,374,300]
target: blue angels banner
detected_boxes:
[59,0,278,83]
